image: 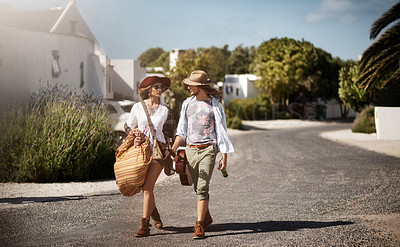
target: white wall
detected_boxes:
[110,59,146,101]
[375,107,400,140]
[224,74,260,105]
[0,1,111,107]
[244,74,260,99]
[85,54,104,97]
[169,48,185,70]
[0,25,105,104]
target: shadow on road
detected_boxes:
[0,193,119,205]
[163,220,354,237]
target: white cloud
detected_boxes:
[320,0,352,12]
[306,0,396,24]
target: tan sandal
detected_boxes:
[151,207,163,229]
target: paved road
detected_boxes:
[1,123,399,246]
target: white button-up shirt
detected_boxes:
[126,102,169,144]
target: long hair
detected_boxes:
[139,85,153,100]
[199,84,223,96]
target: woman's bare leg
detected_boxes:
[142,161,163,218]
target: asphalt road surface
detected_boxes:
[1,122,399,246]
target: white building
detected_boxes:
[223,74,260,105]
[169,48,186,70]
[0,0,144,106]
[110,59,146,101]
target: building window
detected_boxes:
[52,50,61,78]
[80,62,84,88]
[225,85,233,95]
[236,88,240,96]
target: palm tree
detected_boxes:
[357,1,400,95]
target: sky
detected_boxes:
[0,0,398,61]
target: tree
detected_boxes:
[357,1,400,100]
[302,48,342,102]
[338,61,369,113]
[165,46,231,119]
[197,45,230,82]
[151,51,170,71]
[227,44,256,74]
[137,47,164,67]
[252,37,338,105]
[164,49,211,120]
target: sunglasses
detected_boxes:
[152,85,166,90]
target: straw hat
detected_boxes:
[183,70,213,86]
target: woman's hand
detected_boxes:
[133,135,143,147]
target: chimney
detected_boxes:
[51,0,62,10]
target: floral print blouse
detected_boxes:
[186,98,217,146]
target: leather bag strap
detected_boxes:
[140,98,174,156]
[140,98,157,141]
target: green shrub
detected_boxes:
[352,107,376,134]
[226,95,272,121]
[227,115,243,130]
[0,85,115,182]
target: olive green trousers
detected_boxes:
[185,144,218,200]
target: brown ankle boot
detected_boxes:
[203,210,213,229]
[134,218,151,238]
[192,210,213,231]
[193,221,205,239]
[151,207,163,229]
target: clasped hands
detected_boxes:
[133,133,146,147]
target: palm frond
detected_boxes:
[360,22,400,69]
[358,50,400,88]
[370,1,400,39]
[385,69,400,85]
[360,22,400,64]
[360,45,397,72]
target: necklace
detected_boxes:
[145,100,159,115]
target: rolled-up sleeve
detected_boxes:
[213,99,234,153]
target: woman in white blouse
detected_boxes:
[125,76,175,238]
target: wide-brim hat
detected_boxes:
[140,76,170,90]
[183,70,213,86]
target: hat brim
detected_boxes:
[140,76,171,90]
[183,78,213,86]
